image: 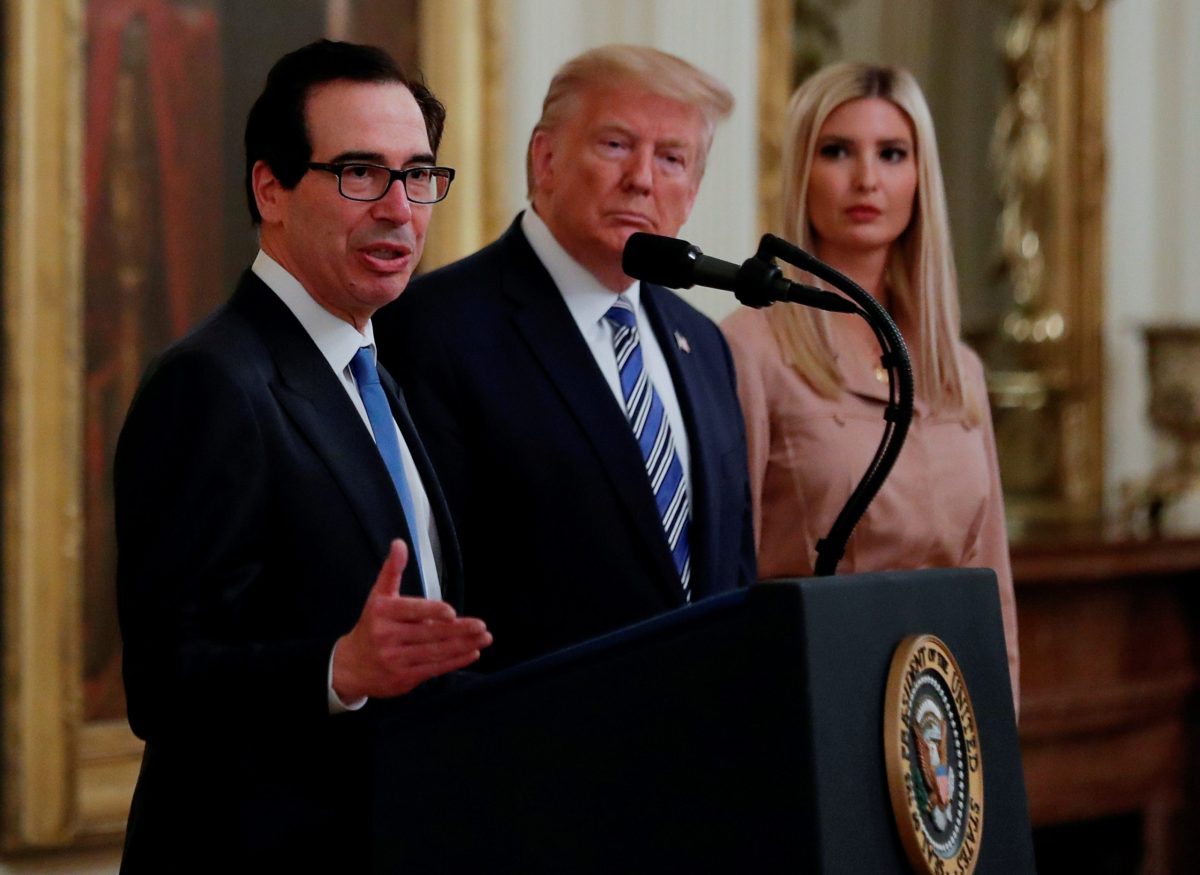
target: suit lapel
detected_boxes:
[229,275,417,588]
[499,227,684,602]
[640,287,720,598]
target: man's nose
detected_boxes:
[371,177,415,223]
[622,148,654,194]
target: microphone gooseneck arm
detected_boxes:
[752,234,914,576]
[725,250,859,314]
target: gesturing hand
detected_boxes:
[332,539,491,702]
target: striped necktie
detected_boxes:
[349,346,425,596]
[604,297,692,601]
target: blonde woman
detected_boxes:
[721,62,1018,702]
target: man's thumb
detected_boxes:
[372,538,409,598]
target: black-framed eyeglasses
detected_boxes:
[306,162,455,204]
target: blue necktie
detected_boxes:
[349,346,425,595]
[604,297,692,601]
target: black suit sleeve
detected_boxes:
[115,349,335,742]
[718,326,759,589]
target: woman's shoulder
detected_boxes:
[720,305,775,348]
[720,306,790,376]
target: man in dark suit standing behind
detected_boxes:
[376,45,756,671]
[114,41,491,872]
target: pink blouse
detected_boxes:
[721,306,1019,707]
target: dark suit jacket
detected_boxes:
[376,216,755,670]
[114,271,461,872]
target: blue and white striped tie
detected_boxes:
[604,297,692,601]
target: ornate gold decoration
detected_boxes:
[1122,326,1200,533]
[986,0,1107,534]
[789,0,854,85]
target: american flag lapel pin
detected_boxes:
[674,331,691,354]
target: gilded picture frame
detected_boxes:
[1,0,505,851]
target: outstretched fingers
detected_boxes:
[332,541,492,701]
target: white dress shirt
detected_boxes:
[520,209,693,494]
[252,251,444,712]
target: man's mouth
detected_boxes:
[365,247,408,261]
[607,212,653,227]
[358,242,413,271]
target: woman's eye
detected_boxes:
[881,147,909,163]
[818,143,848,159]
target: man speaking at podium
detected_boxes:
[114,42,491,872]
[376,46,756,671]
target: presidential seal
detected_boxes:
[884,635,983,875]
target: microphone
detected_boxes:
[621,233,857,313]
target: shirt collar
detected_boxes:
[252,249,374,373]
[521,207,640,331]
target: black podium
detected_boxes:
[372,569,1035,873]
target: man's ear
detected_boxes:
[251,160,285,223]
[529,129,556,195]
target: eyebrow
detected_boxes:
[594,123,693,150]
[818,134,912,149]
[325,149,437,167]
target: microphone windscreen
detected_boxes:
[621,233,698,289]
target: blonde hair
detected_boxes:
[770,62,978,423]
[525,44,734,197]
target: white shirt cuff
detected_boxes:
[327,641,367,714]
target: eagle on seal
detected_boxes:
[912,712,951,811]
